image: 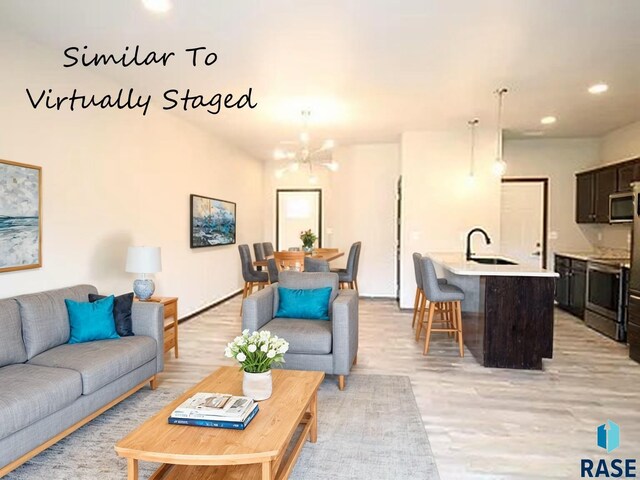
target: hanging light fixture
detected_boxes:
[273,110,337,184]
[492,88,508,176]
[466,118,479,186]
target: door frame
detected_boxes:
[501,177,549,269]
[275,188,323,251]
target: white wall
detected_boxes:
[399,129,501,308]
[600,120,640,164]
[0,30,264,316]
[503,138,600,261]
[263,143,400,297]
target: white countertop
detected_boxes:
[430,253,559,278]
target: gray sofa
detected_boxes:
[0,284,164,475]
[242,271,358,390]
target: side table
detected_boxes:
[134,296,179,358]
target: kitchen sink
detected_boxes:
[469,257,517,265]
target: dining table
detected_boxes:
[253,250,344,268]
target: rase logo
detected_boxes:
[581,420,636,478]
[598,420,621,453]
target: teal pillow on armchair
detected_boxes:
[65,295,120,344]
[275,287,332,320]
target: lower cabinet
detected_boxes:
[628,294,640,363]
[555,255,586,319]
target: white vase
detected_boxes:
[242,370,273,401]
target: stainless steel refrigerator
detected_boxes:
[628,182,640,361]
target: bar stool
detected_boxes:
[416,256,465,357]
[412,252,448,330]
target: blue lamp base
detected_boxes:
[133,279,155,301]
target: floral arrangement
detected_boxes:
[224,330,289,374]
[300,229,318,249]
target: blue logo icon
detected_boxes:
[597,420,620,453]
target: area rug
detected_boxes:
[6,374,439,480]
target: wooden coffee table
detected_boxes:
[115,367,324,480]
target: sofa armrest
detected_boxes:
[242,286,275,332]
[131,302,164,374]
[331,289,359,375]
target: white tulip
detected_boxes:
[236,352,247,362]
[224,347,232,357]
[261,344,269,353]
[248,344,257,353]
[267,350,276,359]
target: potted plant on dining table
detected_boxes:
[300,229,317,253]
[224,330,289,401]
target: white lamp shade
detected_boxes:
[126,246,162,274]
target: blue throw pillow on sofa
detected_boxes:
[275,287,332,320]
[65,296,120,344]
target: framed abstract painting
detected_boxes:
[190,194,236,248]
[0,159,42,273]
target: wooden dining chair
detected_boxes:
[273,251,306,272]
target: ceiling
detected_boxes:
[2,0,640,160]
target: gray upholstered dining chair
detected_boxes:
[253,243,266,262]
[238,244,269,314]
[331,241,361,291]
[412,252,447,329]
[242,271,359,390]
[415,255,465,357]
[262,242,275,257]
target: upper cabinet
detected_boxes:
[575,158,640,224]
[575,172,595,223]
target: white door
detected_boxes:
[276,190,321,251]
[500,181,545,268]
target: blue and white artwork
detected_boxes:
[190,194,236,248]
[0,161,41,272]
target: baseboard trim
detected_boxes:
[179,288,243,324]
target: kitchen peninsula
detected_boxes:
[431,253,558,370]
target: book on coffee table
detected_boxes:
[168,403,259,430]
[171,392,254,422]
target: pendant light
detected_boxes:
[466,118,479,186]
[492,88,508,176]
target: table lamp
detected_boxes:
[126,246,162,301]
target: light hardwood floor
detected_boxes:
[160,297,640,479]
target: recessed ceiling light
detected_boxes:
[142,0,172,13]
[588,83,609,94]
[540,116,557,125]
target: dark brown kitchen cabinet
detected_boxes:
[594,168,617,222]
[554,255,586,319]
[575,172,595,223]
[628,293,640,363]
[616,159,640,192]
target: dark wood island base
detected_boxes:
[463,276,555,369]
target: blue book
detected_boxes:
[168,404,259,430]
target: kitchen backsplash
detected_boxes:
[580,223,632,254]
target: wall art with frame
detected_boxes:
[0,159,42,273]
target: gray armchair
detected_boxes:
[242,271,358,390]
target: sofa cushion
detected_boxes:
[16,284,98,359]
[275,287,332,320]
[264,318,332,355]
[89,292,135,337]
[0,299,27,367]
[0,364,82,440]
[27,336,156,395]
[66,296,120,344]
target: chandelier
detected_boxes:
[273,110,338,184]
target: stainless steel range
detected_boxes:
[585,259,629,341]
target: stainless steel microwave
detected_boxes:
[609,192,634,223]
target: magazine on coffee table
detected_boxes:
[171,392,254,422]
